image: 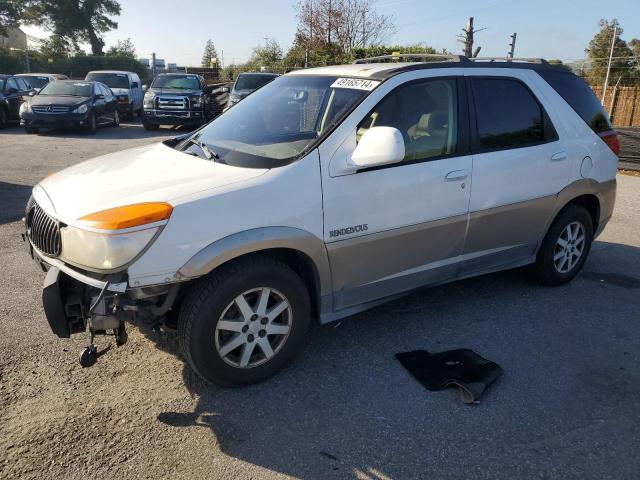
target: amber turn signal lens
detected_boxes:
[78,203,173,230]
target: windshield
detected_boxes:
[152,75,199,90]
[20,76,49,88]
[234,74,277,91]
[39,81,93,97]
[191,75,374,168]
[85,72,129,89]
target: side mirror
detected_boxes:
[131,81,139,88]
[29,90,36,96]
[349,127,405,169]
[221,86,230,93]
[142,84,148,92]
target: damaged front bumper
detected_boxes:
[24,232,178,340]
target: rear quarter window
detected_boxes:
[538,70,612,133]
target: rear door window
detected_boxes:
[538,70,612,133]
[471,78,555,151]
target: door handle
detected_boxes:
[551,151,567,161]
[445,170,469,181]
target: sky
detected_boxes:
[21,0,640,66]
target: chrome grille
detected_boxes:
[26,201,61,257]
[31,105,70,114]
[157,96,188,110]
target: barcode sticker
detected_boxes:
[331,78,380,91]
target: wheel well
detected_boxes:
[567,194,600,231]
[204,249,322,321]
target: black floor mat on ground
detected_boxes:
[395,349,503,404]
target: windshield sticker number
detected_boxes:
[331,78,380,91]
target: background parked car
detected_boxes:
[224,72,279,110]
[0,74,35,128]
[85,70,143,119]
[16,73,68,93]
[20,80,119,134]
[142,73,214,130]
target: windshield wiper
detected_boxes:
[185,137,219,160]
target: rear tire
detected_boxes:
[178,256,311,386]
[534,204,594,286]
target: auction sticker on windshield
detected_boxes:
[331,78,380,91]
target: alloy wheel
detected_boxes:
[553,221,586,273]
[215,287,292,368]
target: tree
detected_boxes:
[38,34,74,58]
[106,38,135,58]
[201,39,219,68]
[585,19,633,86]
[25,0,121,55]
[0,0,24,37]
[293,0,396,65]
[249,38,283,70]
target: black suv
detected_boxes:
[142,73,214,130]
[0,74,35,128]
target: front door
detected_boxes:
[460,72,570,275]
[322,76,472,311]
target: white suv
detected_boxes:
[24,56,618,386]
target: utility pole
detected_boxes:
[601,25,617,104]
[151,52,156,81]
[264,36,269,47]
[508,32,517,58]
[362,10,366,48]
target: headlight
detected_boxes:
[191,96,202,107]
[144,92,155,108]
[60,202,173,271]
[73,104,88,114]
[19,102,32,115]
[60,226,158,270]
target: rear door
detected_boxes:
[100,84,117,121]
[322,74,473,310]
[461,70,569,275]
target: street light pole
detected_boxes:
[601,25,617,105]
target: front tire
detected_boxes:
[0,107,7,129]
[178,256,311,386]
[85,111,97,134]
[142,120,159,131]
[534,204,594,286]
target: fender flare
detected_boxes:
[177,227,332,297]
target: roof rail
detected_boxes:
[469,57,549,65]
[353,53,470,64]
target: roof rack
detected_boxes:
[469,57,549,65]
[353,53,469,64]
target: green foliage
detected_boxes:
[0,48,25,74]
[106,38,136,58]
[0,0,23,37]
[201,39,219,68]
[585,19,634,86]
[351,44,438,61]
[249,38,283,70]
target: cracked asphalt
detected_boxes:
[1,121,639,480]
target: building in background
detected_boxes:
[0,27,27,50]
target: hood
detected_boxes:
[37,142,267,224]
[110,87,130,96]
[231,90,252,98]
[150,87,199,95]
[30,95,89,107]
